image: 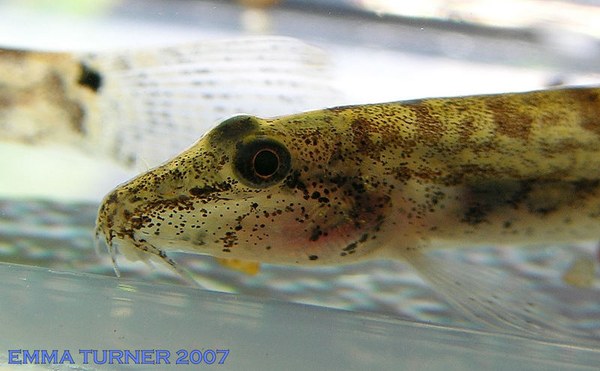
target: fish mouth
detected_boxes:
[94,189,195,281]
[94,174,238,269]
[94,187,129,277]
[93,223,121,277]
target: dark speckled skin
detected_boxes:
[96,86,600,268]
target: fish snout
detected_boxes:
[95,185,141,246]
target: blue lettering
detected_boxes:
[23,350,39,364]
[217,349,230,364]
[190,349,203,364]
[204,349,216,364]
[60,350,75,364]
[124,350,140,364]
[8,350,21,364]
[79,349,92,364]
[176,349,188,364]
[40,350,58,364]
[108,350,124,364]
[93,350,107,365]
[141,350,153,364]
[156,350,170,364]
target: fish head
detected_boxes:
[96,112,395,266]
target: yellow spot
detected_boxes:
[216,258,261,275]
[237,0,279,8]
[562,256,596,288]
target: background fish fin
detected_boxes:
[402,249,598,344]
[82,36,343,169]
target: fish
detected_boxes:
[0,37,340,170]
[96,86,600,341]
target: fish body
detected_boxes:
[4,36,596,338]
[96,86,600,269]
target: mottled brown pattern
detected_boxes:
[45,72,86,134]
[486,96,533,140]
[0,48,33,60]
[457,115,476,143]
[460,179,600,227]
[0,92,13,109]
[573,90,600,136]
[350,117,385,160]
[411,103,444,143]
[96,86,600,276]
[390,165,412,182]
[0,48,94,144]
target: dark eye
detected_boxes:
[234,138,291,187]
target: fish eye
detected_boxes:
[234,138,291,187]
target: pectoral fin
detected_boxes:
[216,258,261,275]
[401,249,594,343]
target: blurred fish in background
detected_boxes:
[0,0,345,286]
[0,37,341,169]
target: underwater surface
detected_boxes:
[0,198,599,370]
[0,261,599,371]
[1,198,599,332]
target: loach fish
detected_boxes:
[0,37,339,170]
[96,86,600,341]
[94,86,600,265]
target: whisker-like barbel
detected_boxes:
[97,86,600,266]
[95,86,600,340]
